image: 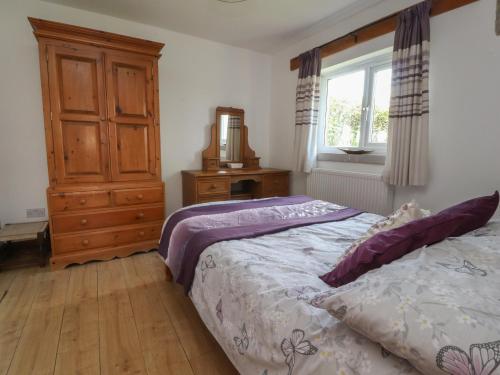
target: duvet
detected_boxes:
[162,198,420,375]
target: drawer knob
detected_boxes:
[137,194,144,200]
[80,219,88,225]
[136,212,145,219]
[82,239,89,246]
[138,231,145,237]
[210,184,217,189]
[79,199,87,205]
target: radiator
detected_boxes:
[306,168,394,215]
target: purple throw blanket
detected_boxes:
[159,196,362,293]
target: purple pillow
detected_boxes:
[321,191,499,287]
[440,191,499,236]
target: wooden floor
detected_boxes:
[0,251,238,375]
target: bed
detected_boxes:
[158,196,500,375]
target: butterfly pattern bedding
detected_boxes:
[181,201,421,375]
[311,223,500,375]
[160,196,361,293]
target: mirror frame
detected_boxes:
[202,107,260,171]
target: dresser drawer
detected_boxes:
[262,174,289,196]
[51,205,164,234]
[197,178,230,195]
[49,191,111,212]
[197,194,228,204]
[53,222,163,254]
[113,187,163,206]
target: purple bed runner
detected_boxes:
[159,196,362,293]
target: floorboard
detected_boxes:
[7,268,69,375]
[0,268,40,375]
[54,264,100,375]
[97,260,148,375]
[122,256,194,375]
[0,252,237,375]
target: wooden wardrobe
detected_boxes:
[29,18,165,269]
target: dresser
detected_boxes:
[30,18,165,269]
[182,169,290,206]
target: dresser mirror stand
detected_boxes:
[182,107,289,206]
[202,107,260,171]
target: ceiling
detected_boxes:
[42,0,383,53]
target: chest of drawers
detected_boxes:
[47,181,164,269]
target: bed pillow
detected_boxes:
[321,191,499,287]
[312,236,500,375]
[440,191,499,236]
[335,201,431,265]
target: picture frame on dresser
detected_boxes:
[29,17,166,269]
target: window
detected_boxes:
[318,51,392,154]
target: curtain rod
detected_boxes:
[290,0,479,71]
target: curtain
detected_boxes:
[496,0,500,35]
[293,48,322,173]
[383,0,431,186]
[225,115,241,161]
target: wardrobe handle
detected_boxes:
[136,212,145,219]
[81,239,89,246]
[80,219,88,225]
[137,194,144,200]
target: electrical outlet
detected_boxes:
[26,208,46,218]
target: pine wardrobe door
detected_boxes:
[46,43,110,183]
[105,52,158,181]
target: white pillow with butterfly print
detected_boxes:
[313,234,500,375]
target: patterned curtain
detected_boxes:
[496,0,500,35]
[383,0,431,186]
[293,48,321,173]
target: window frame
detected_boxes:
[317,52,392,156]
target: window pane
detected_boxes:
[369,68,391,144]
[324,70,365,148]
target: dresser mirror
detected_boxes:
[219,109,242,163]
[202,107,260,171]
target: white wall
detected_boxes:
[0,0,272,223]
[1,0,499,225]
[269,0,500,213]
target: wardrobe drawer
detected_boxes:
[197,178,230,195]
[49,191,111,212]
[113,187,163,206]
[262,174,289,196]
[51,205,164,234]
[53,222,163,254]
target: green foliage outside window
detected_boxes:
[325,99,389,147]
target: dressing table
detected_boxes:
[182,107,290,206]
